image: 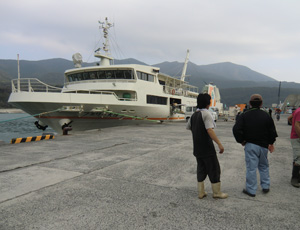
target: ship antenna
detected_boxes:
[95,17,114,66]
[180,49,190,81]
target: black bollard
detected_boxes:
[63,127,72,135]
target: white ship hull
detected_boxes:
[8,75,198,134]
[8,19,198,134]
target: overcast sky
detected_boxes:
[1,0,300,83]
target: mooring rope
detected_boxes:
[0,108,63,124]
[90,109,160,123]
[0,107,163,124]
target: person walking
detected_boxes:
[289,107,300,187]
[232,94,278,197]
[275,108,281,121]
[187,93,228,199]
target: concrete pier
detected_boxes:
[0,114,299,229]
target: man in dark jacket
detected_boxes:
[233,94,278,197]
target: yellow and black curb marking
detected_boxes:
[11,135,55,144]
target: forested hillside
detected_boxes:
[0,83,12,108]
[1,58,299,108]
[220,87,297,107]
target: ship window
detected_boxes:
[124,70,133,79]
[74,73,82,81]
[147,95,167,105]
[101,70,133,79]
[115,70,132,79]
[67,73,82,82]
[67,70,134,82]
[141,73,147,81]
[159,80,165,85]
[148,74,154,82]
[137,71,154,82]
[83,72,89,80]
[115,70,123,79]
[97,71,106,79]
[186,106,197,112]
[186,107,192,112]
[106,71,113,79]
[89,72,97,79]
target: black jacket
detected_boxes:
[232,108,278,148]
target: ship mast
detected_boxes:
[180,49,190,81]
[94,17,114,66]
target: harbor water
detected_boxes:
[0,113,55,144]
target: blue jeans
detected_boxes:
[244,143,270,194]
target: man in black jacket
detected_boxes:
[233,94,278,197]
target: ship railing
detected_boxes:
[164,85,182,96]
[62,89,137,101]
[164,85,198,97]
[10,78,137,101]
[11,78,62,93]
[65,79,136,86]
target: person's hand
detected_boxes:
[218,144,224,154]
[268,144,275,153]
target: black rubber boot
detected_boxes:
[291,163,300,188]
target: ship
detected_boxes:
[8,18,199,134]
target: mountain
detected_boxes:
[1,57,300,108]
[199,62,274,82]
[0,70,11,83]
[0,58,90,85]
[156,61,275,82]
[155,61,300,90]
[220,87,300,108]
[114,58,147,65]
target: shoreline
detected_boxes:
[0,108,25,114]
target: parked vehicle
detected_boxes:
[185,106,218,122]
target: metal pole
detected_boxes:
[277,81,281,107]
[17,54,20,92]
[180,49,189,81]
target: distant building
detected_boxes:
[202,83,224,115]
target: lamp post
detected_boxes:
[277,81,281,107]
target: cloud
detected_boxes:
[1,0,300,82]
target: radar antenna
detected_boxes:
[95,17,114,66]
[72,53,82,68]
